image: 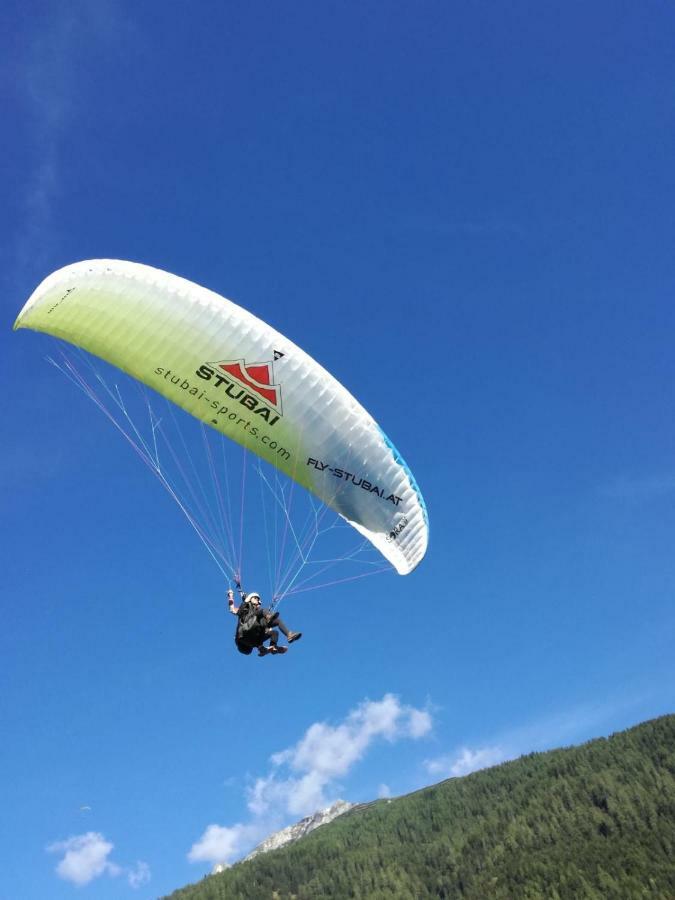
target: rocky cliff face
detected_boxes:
[244,800,355,861]
[210,800,356,874]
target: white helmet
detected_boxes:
[247,592,261,604]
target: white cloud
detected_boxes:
[47,832,120,886]
[260,694,432,817]
[128,861,151,889]
[47,831,150,889]
[272,694,431,776]
[425,745,507,779]
[188,693,432,867]
[378,784,392,799]
[188,823,268,868]
[284,771,328,818]
[407,707,434,739]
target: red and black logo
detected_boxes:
[212,359,282,413]
[195,352,284,425]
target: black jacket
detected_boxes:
[235,601,268,653]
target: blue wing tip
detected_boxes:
[378,427,429,529]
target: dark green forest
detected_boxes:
[167,714,675,899]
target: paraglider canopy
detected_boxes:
[14,260,428,576]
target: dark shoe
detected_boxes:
[272,645,287,655]
[287,631,302,644]
[258,646,270,657]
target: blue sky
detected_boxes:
[3,1,675,896]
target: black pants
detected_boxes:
[265,612,290,646]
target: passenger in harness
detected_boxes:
[228,587,302,657]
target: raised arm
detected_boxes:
[227,589,239,616]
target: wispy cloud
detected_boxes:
[424,696,644,782]
[46,831,150,889]
[127,861,151,889]
[425,745,506,779]
[15,9,80,273]
[11,1,136,277]
[188,693,433,868]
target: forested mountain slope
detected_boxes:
[167,714,675,899]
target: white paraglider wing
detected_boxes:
[14,260,428,574]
